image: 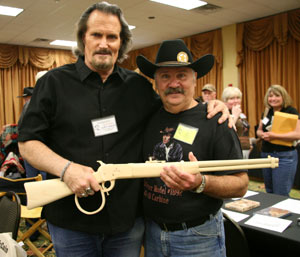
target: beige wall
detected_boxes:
[222,24,238,90]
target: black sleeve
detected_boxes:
[18,72,56,143]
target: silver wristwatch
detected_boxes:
[193,174,206,193]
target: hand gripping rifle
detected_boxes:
[24,157,278,215]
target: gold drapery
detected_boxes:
[121,29,223,99]
[0,29,222,127]
[0,45,76,127]
[237,8,300,136]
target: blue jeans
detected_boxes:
[144,210,226,257]
[261,150,298,196]
[24,160,47,180]
[47,217,144,257]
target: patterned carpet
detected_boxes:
[18,180,300,256]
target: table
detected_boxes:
[224,192,300,257]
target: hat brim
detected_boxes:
[202,88,215,92]
[137,54,214,79]
[17,93,32,98]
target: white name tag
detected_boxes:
[262,117,269,125]
[240,113,247,119]
[91,115,118,137]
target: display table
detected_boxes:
[223,192,300,257]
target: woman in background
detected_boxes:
[256,85,300,196]
[222,87,250,158]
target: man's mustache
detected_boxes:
[93,50,112,55]
[164,87,184,96]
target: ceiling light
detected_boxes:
[150,0,207,10]
[129,25,136,30]
[50,40,77,47]
[0,5,23,16]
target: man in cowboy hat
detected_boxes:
[137,39,249,257]
[153,127,182,161]
[17,87,34,98]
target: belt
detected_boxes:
[156,215,210,232]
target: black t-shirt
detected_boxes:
[18,56,160,234]
[142,103,243,224]
[261,106,300,152]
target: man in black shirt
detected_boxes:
[18,2,231,257]
[137,39,249,257]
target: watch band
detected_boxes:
[193,174,206,193]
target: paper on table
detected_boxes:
[272,199,300,214]
[245,214,292,233]
[221,208,249,222]
[231,190,259,200]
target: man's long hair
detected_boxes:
[73,1,132,63]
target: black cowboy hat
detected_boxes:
[160,127,175,136]
[136,39,214,79]
[17,87,34,98]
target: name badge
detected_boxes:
[262,117,269,125]
[240,113,247,119]
[173,123,198,145]
[91,115,118,137]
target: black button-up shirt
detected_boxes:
[18,56,160,234]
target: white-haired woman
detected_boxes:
[256,85,300,196]
[222,87,250,158]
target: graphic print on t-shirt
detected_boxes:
[152,127,183,162]
[144,126,184,205]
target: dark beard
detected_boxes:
[92,49,114,71]
[92,59,113,71]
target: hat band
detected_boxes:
[156,61,191,66]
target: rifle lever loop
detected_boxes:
[74,180,115,215]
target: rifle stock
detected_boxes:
[25,179,72,209]
[25,157,278,213]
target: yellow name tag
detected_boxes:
[173,123,198,145]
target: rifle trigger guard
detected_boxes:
[75,184,109,215]
[101,180,115,194]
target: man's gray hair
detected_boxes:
[73,1,132,63]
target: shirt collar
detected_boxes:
[76,56,126,82]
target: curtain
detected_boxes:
[237,9,300,136]
[121,29,223,99]
[0,45,76,127]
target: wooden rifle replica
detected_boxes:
[24,157,278,215]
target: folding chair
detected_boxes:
[18,205,53,257]
[0,175,43,203]
[0,174,54,256]
[0,191,21,240]
[222,212,251,257]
